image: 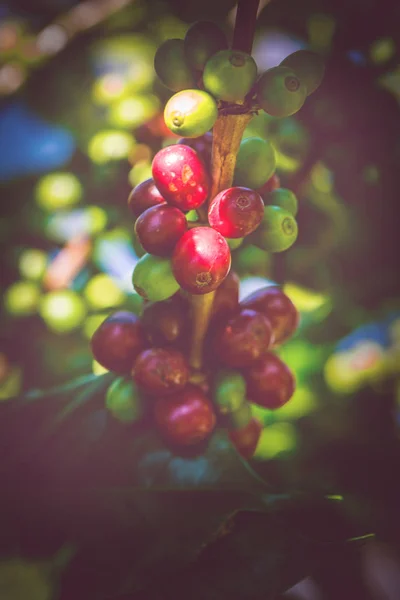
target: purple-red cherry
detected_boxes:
[134,204,187,256]
[213,308,273,368]
[211,270,240,319]
[133,347,189,396]
[153,384,216,446]
[228,417,263,459]
[91,311,147,374]
[256,173,281,197]
[172,227,231,294]
[178,132,212,167]
[152,144,210,211]
[208,187,264,238]
[128,178,166,218]
[240,286,299,346]
[245,352,295,409]
[141,294,189,346]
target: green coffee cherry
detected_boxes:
[203,49,257,103]
[256,66,307,118]
[184,21,228,71]
[227,237,244,251]
[263,188,298,216]
[234,244,271,276]
[234,137,276,189]
[219,401,253,430]
[132,254,180,301]
[257,205,298,252]
[164,89,218,137]
[213,370,247,414]
[281,50,325,95]
[106,377,144,423]
[154,39,196,92]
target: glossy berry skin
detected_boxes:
[91,311,147,374]
[132,254,180,302]
[245,352,295,409]
[172,227,231,294]
[128,178,166,218]
[229,417,263,459]
[263,188,298,216]
[184,21,228,71]
[141,294,189,346]
[133,347,189,396]
[256,173,281,197]
[234,137,276,190]
[164,89,218,138]
[281,50,325,95]
[213,308,273,368]
[135,204,187,256]
[154,384,216,447]
[154,39,196,92]
[152,145,210,211]
[240,285,299,346]
[203,49,257,103]
[211,270,240,319]
[257,206,298,252]
[256,66,307,118]
[105,377,144,423]
[208,187,264,238]
[178,132,212,167]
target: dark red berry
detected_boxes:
[153,384,216,446]
[245,352,295,409]
[141,294,189,346]
[152,145,210,211]
[134,204,187,256]
[240,286,299,346]
[213,308,273,368]
[211,270,240,320]
[256,173,281,197]
[172,227,231,294]
[128,178,166,218]
[208,187,264,238]
[133,347,189,396]
[178,132,212,167]
[91,311,147,374]
[228,417,263,459]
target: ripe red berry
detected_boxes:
[153,384,216,446]
[133,347,189,396]
[178,132,212,167]
[240,286,299,346]
[228,417,263,459]
[134,204,187,256]
[141,294,189,346]
[245,353,295,409]
[256,173,281,197]
[211,270,240,320]
[213,308,273,368]
[152,145,210,211]
[128,178,166,218]
[91,311,147,374]
[208,187,264,238]
[172,227,231,294]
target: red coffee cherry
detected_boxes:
[91,311,147,374]
[240,286,299,346]
[177,132,212,167]
[135,204,187,256]
[245,353,295,409]
[152,145,210,210]
[228,417,263,459]
[141,294,189,346]
[172,227,231,294]
[256,173,281,197]
[211,269,240,320]
[128,178,166,218]
[153,384,216,446]
[213,308,273,368]
[208,187,264,238]
[133,347,189,396]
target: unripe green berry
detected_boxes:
[106,377,144,423]
[154,39,196,92]
[281,50,325,95]
[234,137,276,189]
[203,49,257,103]
[256,66,307,118]
[213,370,247,415]
[132,254,180,301]
[227,237,244,251]
[219,401,253,430]
[184,21,228,71]
[263,188,298,216]
[164,89,218,137]
[257,205,298,252]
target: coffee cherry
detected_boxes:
[227,237,244,251]
[105,377,144,423]
[132,231,146,258]
[255,66,307,118]
[178,132,212,167]
[164,89,218,137]
[135,204,187,256]
[263,188,298,216]
[133,347,189,396]
[211,269,240,319]
[220,401,252,430]
[208,187,264,238]
[245,352,295,409]
[152,145,210,210]
[132,254,180,302]
[141,294,189,346]
[240,285,299,346]
[281,50,325,95]
[213,308,273,368]
[256,173,281,196]
[91,311,147,374]
[257,206,298,252]
[203,49,257,103]
[184,21,228,71]
[153,384,216,446]
[234,137,276,189]
[128,178,166,218]
[213,369,247,414]
[172,227,231,294]
[228,417,263,459]
[154,39,196,92]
